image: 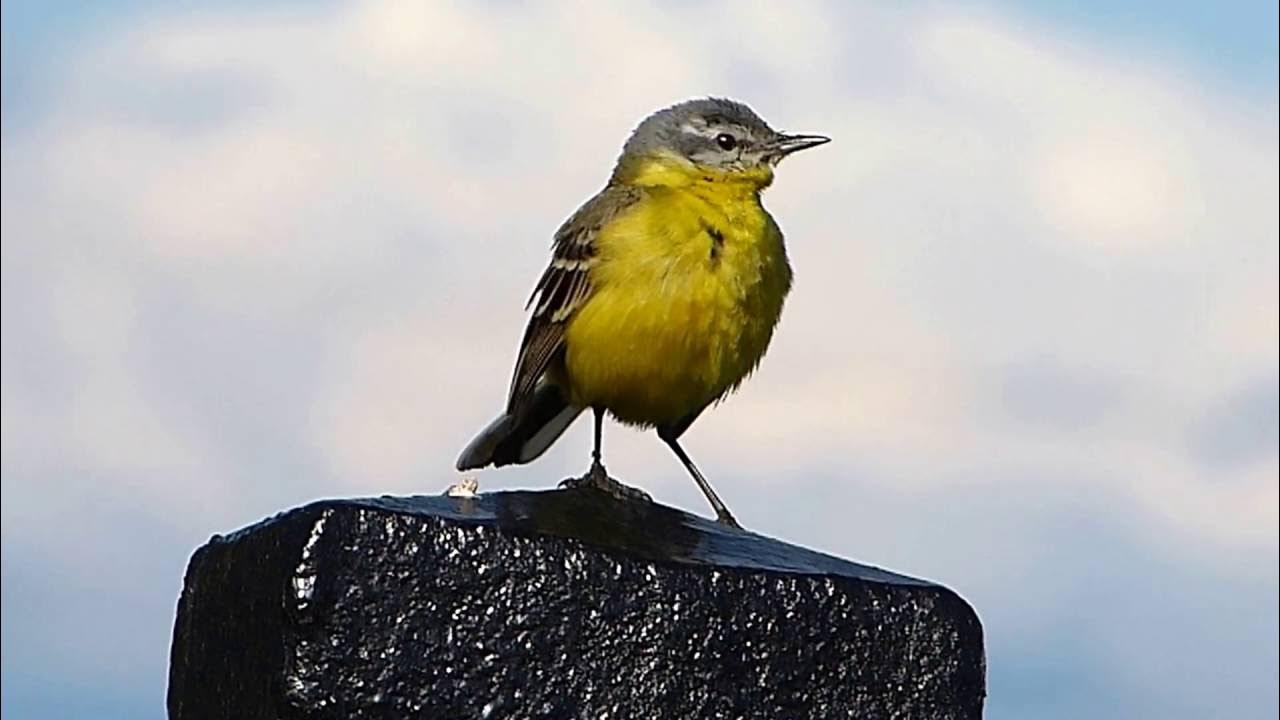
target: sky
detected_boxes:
[1,1,1277,718]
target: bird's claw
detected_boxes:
[560,461,653,504]
[715,510,743,530]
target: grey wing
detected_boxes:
[505,184,641,414]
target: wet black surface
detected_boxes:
[169,489,985,719]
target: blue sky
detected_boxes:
[3,0,1277,128]
[2,2,1277,719]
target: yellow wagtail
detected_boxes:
[457,98,828,528]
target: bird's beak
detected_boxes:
[765,133,831,163]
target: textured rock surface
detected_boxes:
[168,490,985,719]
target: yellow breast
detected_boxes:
[563,167,792,427]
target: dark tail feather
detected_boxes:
[456,382,583,470]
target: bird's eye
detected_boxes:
[715,133,738,151]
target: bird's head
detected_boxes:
[612,98,829,188]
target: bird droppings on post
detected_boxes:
[443,475,480,498]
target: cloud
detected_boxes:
[1189,377,1280,470]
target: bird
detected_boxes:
[456,97,828,528]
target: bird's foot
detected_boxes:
[559,461,653,504]
[715,510,743,530]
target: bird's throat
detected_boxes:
[614,152,775,195]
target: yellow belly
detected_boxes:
[562,184,792,426]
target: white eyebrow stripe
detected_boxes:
[680,121,718,138]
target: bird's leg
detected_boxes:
[589,402,604,471]
[558,408,652,503]
[660,433,742,529]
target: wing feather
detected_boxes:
[506,184,642,413]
